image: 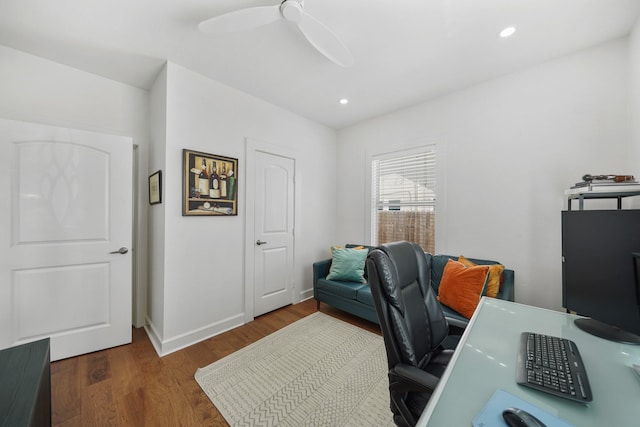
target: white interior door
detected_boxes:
[253,150,295,316]
[0,118,133,361]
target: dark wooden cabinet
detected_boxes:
[561,209,640,341]
[0,338,51,427]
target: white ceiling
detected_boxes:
[1,0,639,129]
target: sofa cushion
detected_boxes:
[346,244,376,278]
[356,285,374,306]
[326,246,368,283]
[317,278,368,300]
[437,259,489,319]
[431,254,502,293]
[430,255,453,294]
[458,255,504,298]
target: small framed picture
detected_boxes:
[149,170,162,205]
[182,149,238,216]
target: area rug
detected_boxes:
[194,312,395,427]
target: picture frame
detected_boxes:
[149,170,162,205]
[182,149,238,216]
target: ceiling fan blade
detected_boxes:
[297,12,354,67]
[198,5,281,34]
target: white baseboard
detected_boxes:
[144,313,245,357]
[143,318,163,356]
[299,288,314,301]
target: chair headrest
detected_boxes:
[378,241,420,288]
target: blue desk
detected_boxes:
[417,298,640,426]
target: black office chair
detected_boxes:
[367,241,454,427]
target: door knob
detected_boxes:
[109,247,129,255]
[256,240,267,246]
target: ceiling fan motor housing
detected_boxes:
[281,0,304,23]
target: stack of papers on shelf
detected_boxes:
[567,175,640,195]
[564,175,640,195]
[565,183,640,195]
[572,180,638,188]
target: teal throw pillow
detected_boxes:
[326,247,368,283]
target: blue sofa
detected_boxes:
[313,245,515,327]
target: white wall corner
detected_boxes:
[143,317,163,357]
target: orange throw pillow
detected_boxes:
[458,255,504,298]
[437,259,489,319]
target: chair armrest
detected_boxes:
[447,318,468,330]
[313,259,331,283]
[313,259,332,300]
[390,363,441,394]
[497,269,515,301]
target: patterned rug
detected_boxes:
[195,312,395,427]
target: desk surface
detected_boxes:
[418,298,640,426]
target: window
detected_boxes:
[371,146,436,253]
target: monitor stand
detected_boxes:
[574,318,640,345]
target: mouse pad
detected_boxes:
[472,389,575,427]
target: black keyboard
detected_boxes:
[516,332,593,403]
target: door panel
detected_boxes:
[14,142,109,243]
[254,151,294,316]
[13,263,110,338]
[261,247,287,295]
[0,118,132,361]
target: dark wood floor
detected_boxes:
[51,299,381,426]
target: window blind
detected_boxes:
[371,147,436,252]
[372,149,436,210]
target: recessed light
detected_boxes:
[499,26,516,38]
[339,98,349,105]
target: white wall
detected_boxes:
[0,44,150,327]
[337,38,633,312]
[147,62,337,355]
[147,65,168,340]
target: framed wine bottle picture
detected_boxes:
[182,149,238,216]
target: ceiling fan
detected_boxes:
[198,0,354,67]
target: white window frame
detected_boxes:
[366,143,441,251]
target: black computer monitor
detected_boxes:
[562,210,640,345]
